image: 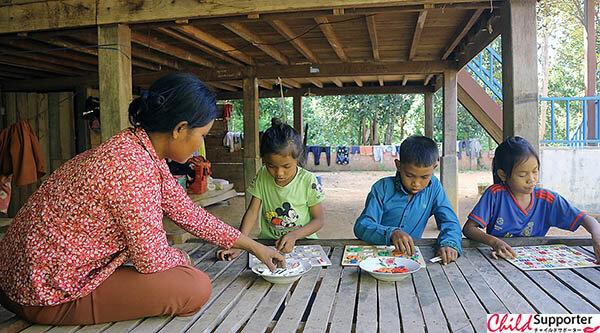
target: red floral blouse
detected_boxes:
[0,128,240,306]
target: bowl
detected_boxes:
[359,257,421,281]
[251,259,312,284]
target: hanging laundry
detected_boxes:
[306,146,331,166]
[373,145,384,162]
[359,146,373,155]
[0,175,11,214]
[336,146,349,165]
[0,119,46,187]
[223,132,244,152]
[350,146,361,154]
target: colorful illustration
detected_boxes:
[249,245,331,267]
[505,244,600,271]
[342,245,426,267]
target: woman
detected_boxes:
[0,73,284,325]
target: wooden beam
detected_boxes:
[269,20,319,63]
[283,78,301,89]
[0,45,95,73]
[0,1,504,34]
[0,54,85,76]
[584,0,597,140]
[456,11,501,69]
[242,76,260,207]
[402,75,408,86]
[365,15,380,61]
[131,31,214,68]
[501,0,539,152]
[331,77,343,87]
[315,17,348,62]
[352,77,363,87]
[377,76,384,86]
[408,10,427,61]
[293,95,303,142]
[424,92,434,139]
[98,24,131,142]
[0,63,53,78]
[223,22,289,65]
[155,28,243,66]
[442,9,484,60]
[171,25,254,65]
[308,78,323,88]
[207,81,238,92]
[258,80,273,90]
[131,44,180,70]
[424,74,433,86]
[216,84,433,99]
[441,70,458,213]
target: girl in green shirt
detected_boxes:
[217,118,325,260]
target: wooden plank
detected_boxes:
[329,266,359,333]
[270,247,330,333]
[441,69,458,213]
[442,8,484,60]
[223,23,288,65]
[102,319,142,333]
[47,93,61,173]
[315,17,347,62]
[412,265,449,332]
[525,270,598,313]
[409,11,427,61]
[75,323,112,332]
[158,254,248,332]
[240,283,293,333]
[58,92,74,161]
[365,15,380,61]
[396,276,425,333]
[212,278,271,333]
[0,317,31,333]
[20,325,52,333]
[454,251,509,314]
[356,269,378,332]
[46,325,80,332]
[36,93,49,183]
[172,25,254,65]
[98,24,132,142]
[5,93,19,217]
[442,261,489,333]
[574,268,600,289]
[303,246,344,333]
[206,147,243,164]
[462,249,534,313]
[378,281,400,333]
[186,270,257,332]
[269,20,318,63]
[549,269,600,310]
[476,248,567,313]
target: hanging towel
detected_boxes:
[336,146,349,165]
[373,145,384,162]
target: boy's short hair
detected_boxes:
[399,135,439,167]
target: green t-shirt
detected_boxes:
[247,166,325,239]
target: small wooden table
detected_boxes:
[2,237,598,333]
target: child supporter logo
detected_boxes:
[487,314,600,333]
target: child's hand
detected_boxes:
[391,229,415,256]
[592,233,600,263]
[275,232,298,254]
[437,246,458,265]
[253,243,286,271]
[490,238,517,259]
[216,248,241,261]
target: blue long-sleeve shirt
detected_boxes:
[354,175,462,255]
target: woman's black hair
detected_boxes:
[492,136,539,184]
[260,118,304,164]
[128,73,216,132]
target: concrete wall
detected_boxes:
[539,147,600,214]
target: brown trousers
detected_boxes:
[0,265,211,325]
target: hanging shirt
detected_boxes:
[354,175,462,255]
[468,184,585,237]
[0,128,240,306]
[247,166,325,239]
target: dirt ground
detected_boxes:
[203,170,593,240]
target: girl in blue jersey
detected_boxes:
[463,136,600,261]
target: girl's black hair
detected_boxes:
[128,73,216,132]
[260,118,304,164]
[492,136,539,184]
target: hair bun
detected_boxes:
[271,117,283,127]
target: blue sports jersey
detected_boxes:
[468,184,586,237]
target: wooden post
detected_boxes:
[243,76,261,208]
[584,0,597,141]
[441,70,459,214]
[501,0,539,152]
[424,92,434,139]
[74,87,91,153]
[98,24,132,142]
[293,95,303,142]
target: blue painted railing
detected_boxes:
[467,44,600,146]
[539,97,600,146]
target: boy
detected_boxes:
[354,135,462,264]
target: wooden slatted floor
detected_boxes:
[0,239,598,332]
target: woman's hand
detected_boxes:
[216,248,242,261]
[253,243,286,271]
[490,238,517,259]
[275,232,298,253]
